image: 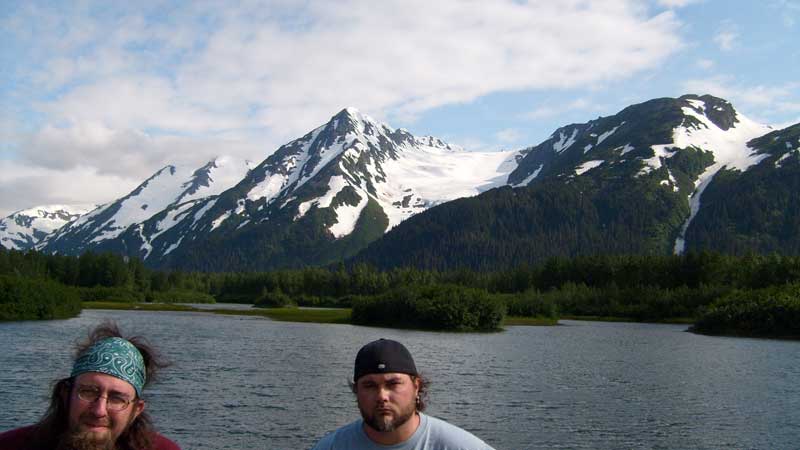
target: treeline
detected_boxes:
[2,248,799,336]
[0,275,80,320]
[0,249,214,320]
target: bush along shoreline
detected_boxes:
[690,284,800,339]
[351,284,506,332]
[2,248,800,338]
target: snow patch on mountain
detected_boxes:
[44,157,250,250]
[0,204,94,250]
[617,144,635,156]
[180,156,254,204]
[297,175,349,219]
[669,103,773,254]
[597,123,623,146]
[211,211,232,231]
[660,169,679,192]
[163,236,184,256]
[376,144,519,230]
[329,195,368,238]
[576,160,604,175]
[514,164,543,187]
[553,129,578,153]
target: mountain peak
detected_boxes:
[332,106,366,121]
[1,204,94,250]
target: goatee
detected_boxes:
[360,406,416,433]
[56,431,115,450]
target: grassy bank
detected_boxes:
[561,315,694,325]
[82,302,351,324]
[208,307,351,323]
[83,302,561,328]
[503,316,559,326]
[82,301,197,312]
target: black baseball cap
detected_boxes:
[354,339,418,381]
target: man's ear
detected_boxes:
[411,375,421,393]
[132,399,146,420]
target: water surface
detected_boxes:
[2,310,798,449]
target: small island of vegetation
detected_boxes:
[1,247,799,338]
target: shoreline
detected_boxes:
[82,302,559,328]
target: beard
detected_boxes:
[55,430,115,450]
[59,410,133,450]
[359,401,417,433]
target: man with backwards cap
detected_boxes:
[0,321,180,450]
[312,338,494,450]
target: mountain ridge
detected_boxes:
[8,95,799,272]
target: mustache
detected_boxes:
[78,413,112,428]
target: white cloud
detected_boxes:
[4,0,685,212]
[0,161,134,218]
[16,121,274,181]
[696,58,715,70]
[496,129,523,144]
[14,0,684,135]
[775,0,800,27]
[523,98,603,120]
[713,29,738,51]
[657,0,701,8]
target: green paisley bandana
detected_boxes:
[71,337,146,397]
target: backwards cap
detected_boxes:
[354,338,418,382]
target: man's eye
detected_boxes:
[109,395,129,405]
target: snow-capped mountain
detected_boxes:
[211,107,518,235]
[0,205,94,250]
[353,94,800,270]
[41,156,254,254]
[23,95,800,271]
[93,108,521,270]
[508,94,773,253]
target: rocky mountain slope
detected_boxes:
[0,205,94,250]
[352,95,796,270]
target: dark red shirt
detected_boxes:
[0,425,181,450]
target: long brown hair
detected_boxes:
[31,321,170,450]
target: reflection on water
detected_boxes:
[2,311,799,449]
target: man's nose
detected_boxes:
[88,396,109,416]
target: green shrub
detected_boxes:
[501,289,559,318]
[148,288,216,304]
[351,284,505,331]
[255,288,296,307]
[691,284,800,338]
[77,286,144,303]
[0,275,81,320]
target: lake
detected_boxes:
[2,309,798,449]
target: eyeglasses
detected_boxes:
[75,385,136,412]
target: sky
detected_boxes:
[2,0,799,218]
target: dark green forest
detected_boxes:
[1,247,798,337]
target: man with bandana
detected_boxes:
[311,338,495,450]
[0,322,180,450]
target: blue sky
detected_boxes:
[1,0,799,217]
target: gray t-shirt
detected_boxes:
[311,412,494,450]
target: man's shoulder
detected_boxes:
[422,414,495,450]
[149,431,182,450]
[0,427,180,450]
[311,419,365,450]
[0,425,36,449]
